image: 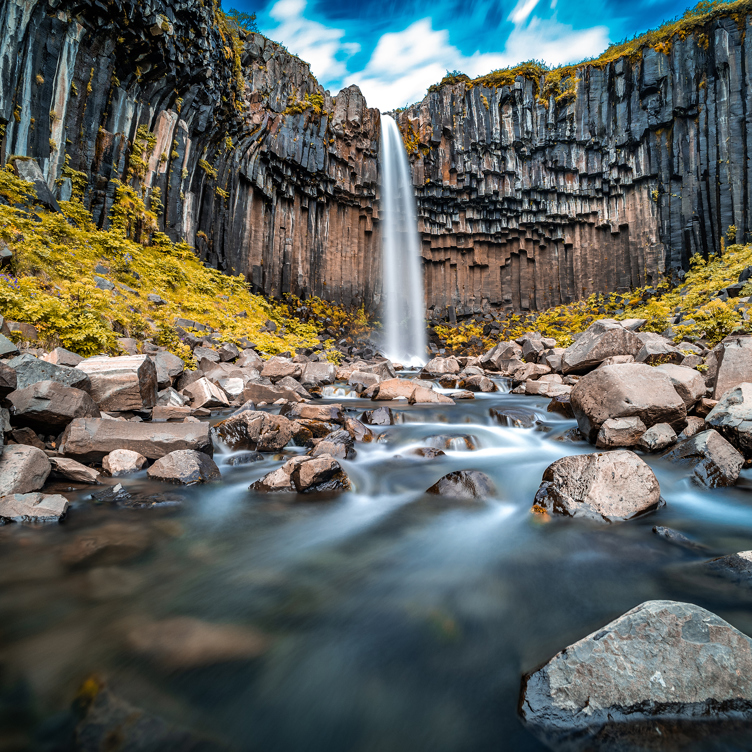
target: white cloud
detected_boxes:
[345,10,609,111]
[262,0,359,82]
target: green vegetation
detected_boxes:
[435,243,752,354]
[0,165,365,362]
[284,92,326,117]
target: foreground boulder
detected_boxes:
[147,450,221,485]
[76,355,157,411]
[571,363,687,443]
[0,445,51,496]
[251,454,350,494]
[7,380,100,430]
[9,353,90,391]
[520,601,752,744]
[534,450,661,522]
[59,418,212,461]
[102,449,148,476]
[426,471,494,500]
[662,430,744,488]
[561,320,642,374]
[0,492,69,523]
[705,383,752,458]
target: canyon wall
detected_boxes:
[0,0,750,317]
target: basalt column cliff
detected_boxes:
[396,11,752,317]
[0,0,381,308]
[0,0,751,317]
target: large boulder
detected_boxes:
[212,411,293,451]
[76,355,157,411]
[242,382,304,404]
[9,353,90,391]
[59,418,212,461]
[561,320,643,374]
[662,429,744,488]
[422,356,460,377]
[479,341,522,371]
[426,471,494,500]
[372,378,419,401]
[520,601,752,745]
[708,335,752,399]
[533,450,661,522]
[655,363,706,407]
[300,361,337,386]
[7,380,100,430]
[0,445,51,496]
[0,492,69,523]
[570,363,687,443]
[152,351,184,389]
[706,383,752,458]
[260,357,302,383]
[147,450,220,485]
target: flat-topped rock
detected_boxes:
[7,380,100,430]
[76,355,157,411]
[59,418,212,462]
[0,492,69,523]
[9,353,90,391]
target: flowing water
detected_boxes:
[379,115,427,366]
[4,380,752,751]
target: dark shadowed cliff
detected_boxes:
[1,0,750,318]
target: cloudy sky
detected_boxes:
[231,0,697,110]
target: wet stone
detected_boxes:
[426,470,494,500]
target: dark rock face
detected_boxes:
[520,601,752,747]
[2,1,750,314]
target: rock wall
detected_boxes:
[1,0,750,318]
[0,0,381,308]
[396,12,752,317]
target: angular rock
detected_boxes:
[310,429,355,460]
[0,361,17,398]
[426,470,494,499]
[344,416,374,442]
[279,403,344,424]
[217,342,240,362]
[409,386,455,404]
[182,377,229,409]
[147,449,221,485]
[571,363,687,443]
[300,361,337,386]
[595,416,646,448]
[7,380,100,430]
[655,363,706,407]
[152,351,184,389]
[479,341,522,371]
[193,346,219,363]
[638,423,677,452]
[9,353,90,391]
[212,411,292,451]
[260,358,302,383]
[349,370,380,390]
[102,449,148,476]
[59,418,212,461]
[50,457,101,484]
[561,320,642,374]
[76,355,157,411]
[459,374,496,392]
[44,347,83,367]
[0,332,17,358]
[10,426,45,449]
[157,387,189,407]
[662,430,744,488]
[237,349,263,369]
[635,338,684,365]
[547,394,574,418]
[533,450,661,522]
[372,378,418,401]
[251,454,351,494]
[361,406,394,426]
[520,601,752,744]
[679,415,706,439]
[422,356,460,377]
[709,335,752,399]
[0,445,51,496]
[705,383,752,458]
[242,382,304,404]
[0,492,69,523]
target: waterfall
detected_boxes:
[379,114,427,366]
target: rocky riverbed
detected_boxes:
[2,320,752,750]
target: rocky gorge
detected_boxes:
[2,0,752,317]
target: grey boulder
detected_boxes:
[9,353,90,391]
[534,450,661,522]
[561,320,642,375]
[595,416,646,448]
[0,492,69,523]
[76,355,157,411]
[147,450,220,485]
[661,429,744,488]
[7,380,100,430]
[521,601,752,745]
[655,363,707,408]
[0,445,51,496]
[638,423,677,452]
[571,363,687,443]
[708,335,752,399]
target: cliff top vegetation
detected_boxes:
[427,0,752,104]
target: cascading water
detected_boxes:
[379,114,428,366]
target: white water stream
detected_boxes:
[379,114,427,366]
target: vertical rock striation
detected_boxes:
[1,0,751,318]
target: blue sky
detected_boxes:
[230,0,699,109]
